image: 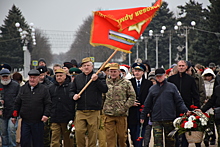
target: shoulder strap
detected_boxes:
[153,83,167,105]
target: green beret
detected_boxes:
[69,68,82,76]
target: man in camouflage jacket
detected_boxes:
[103,63,136,147]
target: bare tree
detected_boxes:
[31,29,53,66]
[66,15,121,63]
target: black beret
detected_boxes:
[70,59,78,67]
[28,69,40,76]
[0,63,12,71]
[37,66,48,74]
[63,62,73,69]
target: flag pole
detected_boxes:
[78,49,118,96]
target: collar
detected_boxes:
[156,78,167,86]
[136,78,142,84]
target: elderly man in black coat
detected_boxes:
[12,69,51,147]
[128,63,153,147]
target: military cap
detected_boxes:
[28,69,40,76]
[109,63,120,70]
[63,62,73,69]
[0,68,10,76]
[55,68,66,74]
[37,66,47,74]
[69,67,82,76]
[81,57,93,65]
[0,63,12,71]
[155,68,165,76]
[101,63,111,71]
[132,63,146,71]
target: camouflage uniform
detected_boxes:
[103,77,136,147]
[152,121,175,147]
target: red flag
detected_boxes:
[90,0,162,53]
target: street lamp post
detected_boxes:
[174,21,196,61]
[169,30,172,68]
[136,41,139,59]
[15,22,36,79]
[149,26,166,69]
[140,35,149,60]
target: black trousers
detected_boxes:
[21,120,44,147]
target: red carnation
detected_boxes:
[195,116,200,119]
[203,113,210,118]
[141,105,144,108]
[193,122,197,128]
[180,121,187,128]
[12,110,18,117]
[0,88,3,91]
[180,113,184,116]
[139,109,143,112]
[138,137,143,140]
[194,106,198,109]
[136,138,140,141]
[71,124,75,127]
[190,105,194,109]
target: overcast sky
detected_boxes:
[0,0,210,53]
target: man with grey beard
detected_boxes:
[0,68,20,147]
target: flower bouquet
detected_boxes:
[67,120,75,139]
[171,105,211,143]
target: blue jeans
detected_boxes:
[0,118,18,147]
[21,120,44,147]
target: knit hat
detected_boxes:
[38,58,46,64]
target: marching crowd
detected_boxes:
[0,57,220,147]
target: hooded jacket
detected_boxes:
[202,68,216,98]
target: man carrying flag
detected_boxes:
[78,0,162,99]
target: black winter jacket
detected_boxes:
[167,72,200,109]
[49,76,75,123]
[202,85,220,124]
[69,71,108,110]
[140,80,188,122]
[0,80,20,119]
[14,82,51,123]
[41,77,53,87]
